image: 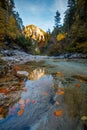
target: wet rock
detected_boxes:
[49,97,55,105]
[72,74,87,82]
[0,93,8,100]
[0,93,8,106]
[0,59,14,77]
[16,71,29,79]
[56,53,87,59]
[0,50,15,56]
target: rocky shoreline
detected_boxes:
[51,53,87,59]
[0,49,87,60]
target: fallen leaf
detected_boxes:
[54,109,63,116]
[17,109,24,116]
[20,81,24,85]
[43,92,48,96]
[76,84,81,88]
[26,98,30,104]
[32,100,36,104]
[14,66,20,71]
[0,88,9,94]
[58,87,64,91]
[56,91,64,95]
[79,79,84,82]
[56,72,64,77]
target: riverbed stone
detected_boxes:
[16,71,29,79]
[72,74,87,82]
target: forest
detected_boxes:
[0,0,87,56]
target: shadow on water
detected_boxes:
[0,59,87,130]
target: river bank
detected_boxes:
[0,49,87,130]
[0,49,87,60]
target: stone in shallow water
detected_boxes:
[72,74,87,82]
[16,71,29,78]
[49,97,55,105]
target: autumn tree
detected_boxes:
[0,0,24,43]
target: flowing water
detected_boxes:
[0,57,87,130]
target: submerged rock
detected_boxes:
[72,74,87,82]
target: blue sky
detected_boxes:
[14,0,68,31]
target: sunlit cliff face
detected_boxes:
[29,68,45,80]
[23,24,46,42]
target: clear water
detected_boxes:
[0,58,87,130]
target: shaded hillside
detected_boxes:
[64,0,87,53]
[0,1,38,54]
[43,0,87,56]
[0,0,24,48]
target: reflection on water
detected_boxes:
[29,68,45,80]
[0,66,54,129]
[0,67,46,120]
[0,67,47,120]
[0,59,87,130]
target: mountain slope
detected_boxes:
[23,25,46,42]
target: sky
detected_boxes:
[14,0,68,32]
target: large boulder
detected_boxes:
[16,71,29,79]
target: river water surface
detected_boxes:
[0,57,87,130]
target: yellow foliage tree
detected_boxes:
[56,33,66,41]
[0,8,9,41]
[8,16,21,39]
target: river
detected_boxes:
[0,54,87,130]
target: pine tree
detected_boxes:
[54,10,61,28]
[52,10,61,36]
